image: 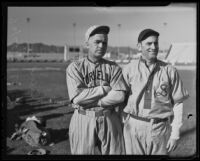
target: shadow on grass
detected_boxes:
[13,102,46,111]
[7,147,15,153]
[7,89,28,102]
[17,104,64,116]
[65,110,74,115]
[169,126,196,157]
[42,113,65,121]
[6,89,71,138]
[180,126,196,138]
[48,128,69,144]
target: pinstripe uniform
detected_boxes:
[122,57,189,154]
[67,57,127,154]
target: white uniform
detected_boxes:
[122,57,189,155]
[66,57,127,154]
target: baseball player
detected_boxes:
[66,25,128,154]
[122,29,189,155]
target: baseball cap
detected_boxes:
[85,25,110,42]
[138,29,159,42]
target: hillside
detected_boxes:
[7,43,138,55]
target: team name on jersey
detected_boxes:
[84,70,108,85]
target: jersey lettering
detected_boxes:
[84,69,108,85]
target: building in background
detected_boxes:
[64,45,88,61]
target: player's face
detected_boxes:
[87,34,108,61]
[138,35,159,62]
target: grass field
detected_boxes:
[5,62,197,158]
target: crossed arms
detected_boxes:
[72,86,125,109]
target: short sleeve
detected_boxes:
[122,65,131,88]
[169,67,189,104]
[110,64,128,91]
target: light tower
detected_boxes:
[73,22,76,47]
[117,24,121,60]
[26,17,31,55]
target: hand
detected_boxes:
[97,99,102,107]
[121,112,130,124]
[102,86,112,93]
[166,138,178,152]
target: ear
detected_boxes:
[85,41,89,48]
[137,43,142,52]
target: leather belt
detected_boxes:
[130,114,168,124]
[77,109,112,117]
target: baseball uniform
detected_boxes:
[122,57,189,155]
[66,57,127,154]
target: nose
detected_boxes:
[151,43,156,49]
[98,42,104,48]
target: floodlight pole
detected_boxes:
[73,23,76,47]
[27,17,30,55]
[73,23,79,59]
[117,24,121,60]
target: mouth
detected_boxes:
[96,50,104,53]
[149,51,157,54]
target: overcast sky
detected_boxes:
[7,3,196,49]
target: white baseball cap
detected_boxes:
[85,25,110,42]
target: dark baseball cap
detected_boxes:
[85,25,110,42]
[138,29,159,42]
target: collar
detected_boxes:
[140,56,158,65]
[86,56,104,66]
[139,56,158,72]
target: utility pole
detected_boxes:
[73,22,78,59]
[117,24,121,60]
[73,22,76,47]
[26,17,30,55]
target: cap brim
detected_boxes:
[89,26,110,37]
[138,29,159,42]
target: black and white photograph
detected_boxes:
[2,2,197,159]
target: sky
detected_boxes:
[7,3,197,50]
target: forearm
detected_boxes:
[73,86,111,105]
[97,90,125,107]
[170,102,183,140]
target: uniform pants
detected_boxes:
[123,115,171,155]
[69,109,125,154]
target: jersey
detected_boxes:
[66,57,127,110]
[122,57,189,119]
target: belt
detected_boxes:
[77,109,112,117]
[130,114,168,124]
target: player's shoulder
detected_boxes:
[123,58,140,70]
[102,58,118,65]
[101,58,121,68]
[67,58,86,71]
[157,59,178,73]
[129,58,140,65]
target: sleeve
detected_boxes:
[99,90,125,107]
[97,64,129,108]
[66,63,86,102]
[169,102,183,140]
[73,86,108,105]
[169,67,189,104]
[122,65,132,103]
[110,64,129,91]
[66,63,109,105]
[122,65,131,88]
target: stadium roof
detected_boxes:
[165,42,196,65]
